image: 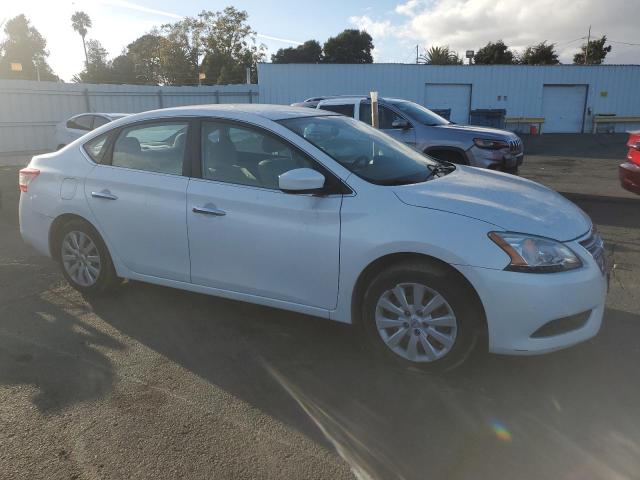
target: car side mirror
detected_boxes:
[279,168,326,194]
[392,119,411,130]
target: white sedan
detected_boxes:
[19,105,607,370]
[54,112,129,150]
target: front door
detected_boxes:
[359,102,416,146]
[187,119,342,309]
[84,120,191,282]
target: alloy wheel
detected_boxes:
[61,230,102,287]
[375,282,457,362]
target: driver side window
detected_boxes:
[201,121,315,190]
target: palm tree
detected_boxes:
[71,11,92,67]
[419,46,463,65]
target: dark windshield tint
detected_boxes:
[389,101,449,126]
[279,115,443,186]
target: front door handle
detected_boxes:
[91,190,118,200]
[192,204,226,216]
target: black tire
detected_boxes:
[360,260,483,372]
[426,149,468,165]
[56,219,120,294]
[503,165,519,175]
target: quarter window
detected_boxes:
[201,121,315,190]
[93,116,110,128]
[84,133,109,163]
[111,122,188,175]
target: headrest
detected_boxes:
[116,136,141,154]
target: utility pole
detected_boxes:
[416,45,419,64]
[585,25,591,65]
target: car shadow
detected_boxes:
[522,134,628,160]
[0,289,123,413]
[89,282,640,480]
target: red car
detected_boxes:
[620,131,640,194]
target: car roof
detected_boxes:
[115,104,339,123]
[317,96,405,104]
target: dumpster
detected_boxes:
[469,109,506,129]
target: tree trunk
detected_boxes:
[82,35,88,68]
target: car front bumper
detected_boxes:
[619,161,640,195]
[456,245,607,355]
[467,146,524,171]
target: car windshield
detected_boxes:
[389,100,450,126]
[279,115,449,186]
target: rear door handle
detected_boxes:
[91,190,118,200]
[192,204,226,216]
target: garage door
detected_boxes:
[542,85,587,133]
[424,84,471,124]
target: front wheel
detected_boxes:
[360,261,482,371]
[57,219,119,294]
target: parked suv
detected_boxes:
[295,96,524,173]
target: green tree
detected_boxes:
[473,40,515,64]
[272,40,323,63]
[71,11,92,67]
[0,14,57,80]
[109,54,137,84]
[573,35,612,65]
[125,33,164,84]
[520,42,559,65]
[323,29,373,63]
[419,45,463,65]
[73,39,111,83]
[159,18,201,85]
[199,7,265,84]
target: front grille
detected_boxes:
[531,311,591,338]
[508,138,522,154]
[580,231,605,274]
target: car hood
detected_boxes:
[393,166,591,241]
[437,123,517,139]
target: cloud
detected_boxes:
[354,0,640,63]
[349,15,394,38]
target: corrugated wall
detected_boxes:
[258,64,640,132]
[0,80,258,154]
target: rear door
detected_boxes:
[84,119,192,282]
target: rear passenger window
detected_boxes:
[320,104,355,117]
[359,103,372,125]
[84,133,109,163]
[111,122,188,175]
[93,116,109,128]
[67,115,93,131]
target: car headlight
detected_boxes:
[488,232,582,273]
[473,138,509,150]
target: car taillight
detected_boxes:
[627,133,640,166]
[18,167,40,193]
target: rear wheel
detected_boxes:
[57,219,119,294]
[361,261,482,371]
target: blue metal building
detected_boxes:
[258,64,640,133]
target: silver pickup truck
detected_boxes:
[293,96,524,173]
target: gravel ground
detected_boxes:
[0,134,639,480]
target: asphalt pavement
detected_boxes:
[0,134,639,480]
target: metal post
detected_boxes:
[585,25,591,65]
[215,90,220,104]
[157,89,164,109]
[83,88,91,112]
[246,67,251,84]
[370,91,379,129]
[248,90,253,104]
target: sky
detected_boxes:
[1,0,639,81]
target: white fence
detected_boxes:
[0,80,258,155]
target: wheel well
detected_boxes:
[351,252,487,333]
[48,213,94,260]
[424,147,469,165]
